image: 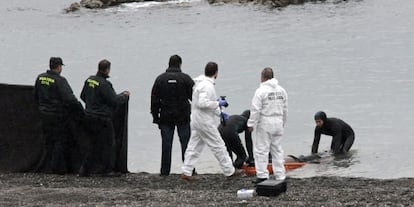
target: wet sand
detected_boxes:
[0,172,412,206]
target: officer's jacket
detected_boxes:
[34,70,81,115]
[81,72,128,117]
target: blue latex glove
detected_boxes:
[218,99,228,107]
[221,112,229,121]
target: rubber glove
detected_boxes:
[218,99,228,107]
[221,112,229,121]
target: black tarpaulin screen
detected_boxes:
[0,83,128,173]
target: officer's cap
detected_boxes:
[49,57,65,68]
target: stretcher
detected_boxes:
[242,162,306,176]
[241,153,323,176]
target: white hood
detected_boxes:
[193,74,206,86]
[261,78,279,89]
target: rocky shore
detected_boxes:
[0,172,412,206]
[65,0,324,12]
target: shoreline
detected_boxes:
[65,0,321,12]
[1,172,412,206]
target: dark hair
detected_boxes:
[49,57,64,70]
[204,62,218,77]
[314,111,327,121]
[98,59,111,72]
[169,55,182,68]
[262,67,274,80]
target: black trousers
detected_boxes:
[218,126,247,169]
[39,112,72,174]
[80,114,116,174]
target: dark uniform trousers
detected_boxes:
[39,112,72,174]
[80,113,116,175]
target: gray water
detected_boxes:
[1,0,413,178]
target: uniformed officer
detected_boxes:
[78,59,130,177]
[34,57,84,174]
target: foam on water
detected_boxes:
[107,0,203,11]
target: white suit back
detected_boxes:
[247,78,288,136]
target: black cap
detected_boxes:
[49,57,64,69]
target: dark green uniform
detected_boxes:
[34,70,83,174]
[79,72,128,176]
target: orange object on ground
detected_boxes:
[241,162,306,176]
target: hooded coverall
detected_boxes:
[247,78,288,180]
[182,75,235,176]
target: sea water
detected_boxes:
[0,0,413,178]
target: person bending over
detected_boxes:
[312,111,355,155]
[218,110,254,169]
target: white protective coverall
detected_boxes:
[247,78,288,180]
[182,75,235,176]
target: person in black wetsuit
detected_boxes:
[218,110,254,169]
[312,111,355,155]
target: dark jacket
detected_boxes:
[218,114,253,167]
[219,115,250,139]
[312,117,355,154]
[81,72,128,117]
[151,67,194,125]
[34,70,82,115]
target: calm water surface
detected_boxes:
[0,0,413,178]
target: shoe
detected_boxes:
[234,159,245,169]
[252,178,267,184]
[180,173,198,181]
[247,160,255,167]
[227,169,245,178]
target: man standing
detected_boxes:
[312,111,355,155]
[181,62,244,180]
[218,110,254,169]
[247,67,288,183]
[151,55,194,176]
[78,59,130,177]
[34,57,84,174]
